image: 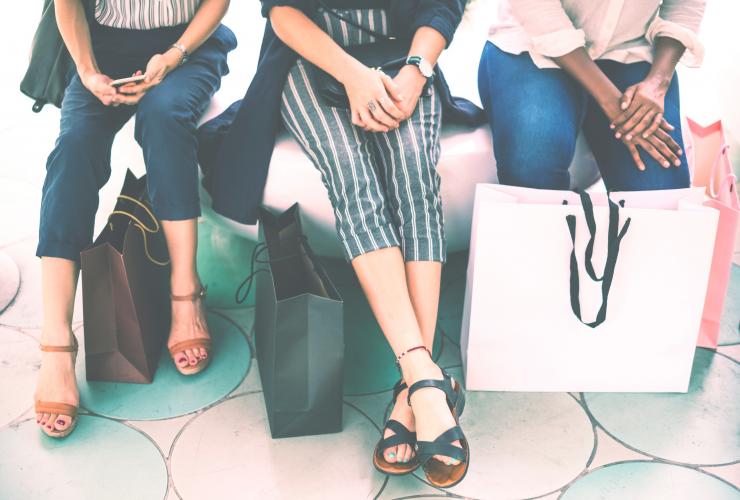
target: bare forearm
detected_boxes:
[175,0,229,54]
[269,6,361,84]
[54,0,98,77]
[407,27,445,66]
[553,47,620,111]
[646,37,685,89]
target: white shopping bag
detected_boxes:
[460,185,719,393]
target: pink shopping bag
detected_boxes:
[686,118,739,348]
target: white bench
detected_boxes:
[197,7,601,258]
[198,95,600,257]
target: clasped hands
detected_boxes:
[607,76,682,171]
[344,63,427,133]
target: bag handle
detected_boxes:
[566,191,631,328]
[708,143,736,199]
[234,236,313,304]
[109,194,170,266]
[317,0,395,41]
[235,243,269,304]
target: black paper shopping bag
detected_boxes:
[249,204,344,438]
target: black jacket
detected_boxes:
[198,0,485,226]
[21,0,95,111]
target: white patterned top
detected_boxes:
[489,0,706,69]
[95,0,201,30]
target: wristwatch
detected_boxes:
[170,43,189,65]
[405,56,434,79]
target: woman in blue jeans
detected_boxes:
[478,0,706,190]
[33,0,234,439]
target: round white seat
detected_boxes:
[199,95,600,257]
[201,95,599,257]
[197,7,601,258]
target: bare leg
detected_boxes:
[379,261,443,463]
[162,219,210,368]
[35,257,80,433]
[406,262,442,352]
[352,248,459,465]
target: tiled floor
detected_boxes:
[1,1,739,499]
[1,236,738,499]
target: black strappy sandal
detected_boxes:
[373,380,420,475]
[407,371,469,488]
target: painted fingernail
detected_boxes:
[610,124,615,129]
[674,160,681,166]
[642,133,648,138]
[678,150,683,155]
[663,161,670,167]
[615,133,621,139]
[625,134,632,141]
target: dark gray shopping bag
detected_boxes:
[245,204,344,438]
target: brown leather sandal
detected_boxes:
[35,337,79,439]
[408,371,469,488]
[169,286,212,376]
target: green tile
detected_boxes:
[438,252,468,345]
[719,265,740,346]
[76,312,250,420]
[197,219,259,308]
[320,258,441,395]
[562,461,739,500]
[0,416,167,500]
[584,348,740,465]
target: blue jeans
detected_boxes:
[37,24,236,262]
[477,42,690,191]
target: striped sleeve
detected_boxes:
[94,0,200,30]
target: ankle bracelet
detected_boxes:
[396,345,431,365]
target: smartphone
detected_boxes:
[111,75,146,87]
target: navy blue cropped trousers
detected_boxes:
[37,23,235,262]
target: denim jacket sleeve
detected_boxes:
[261,0,315,18]
[391,0,465,47]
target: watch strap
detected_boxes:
[405,56,433,78]
[170,43,189,65]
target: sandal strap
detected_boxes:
[415,426,466,465]
[35,401,78,418]
[169,338,212,356]
[380,419,416,449]
[407,371,456,408]
[40,335,78,353]
[171,285,207,302]
[392,379,408,402]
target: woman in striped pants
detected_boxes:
[269,0,469,487]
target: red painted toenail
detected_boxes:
[56,419,65,425]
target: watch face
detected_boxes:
[419,59,434,78]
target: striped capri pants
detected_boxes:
[280,7,446,262]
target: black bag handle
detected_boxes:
[566,191,631,328]
[234,235,313,304]
[317,0,395,41]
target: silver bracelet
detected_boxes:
[170,43,189,65]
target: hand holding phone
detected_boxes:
[110,74,147,88]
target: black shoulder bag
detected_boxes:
[309,0,430,108]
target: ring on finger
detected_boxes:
[367,100,377,113]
